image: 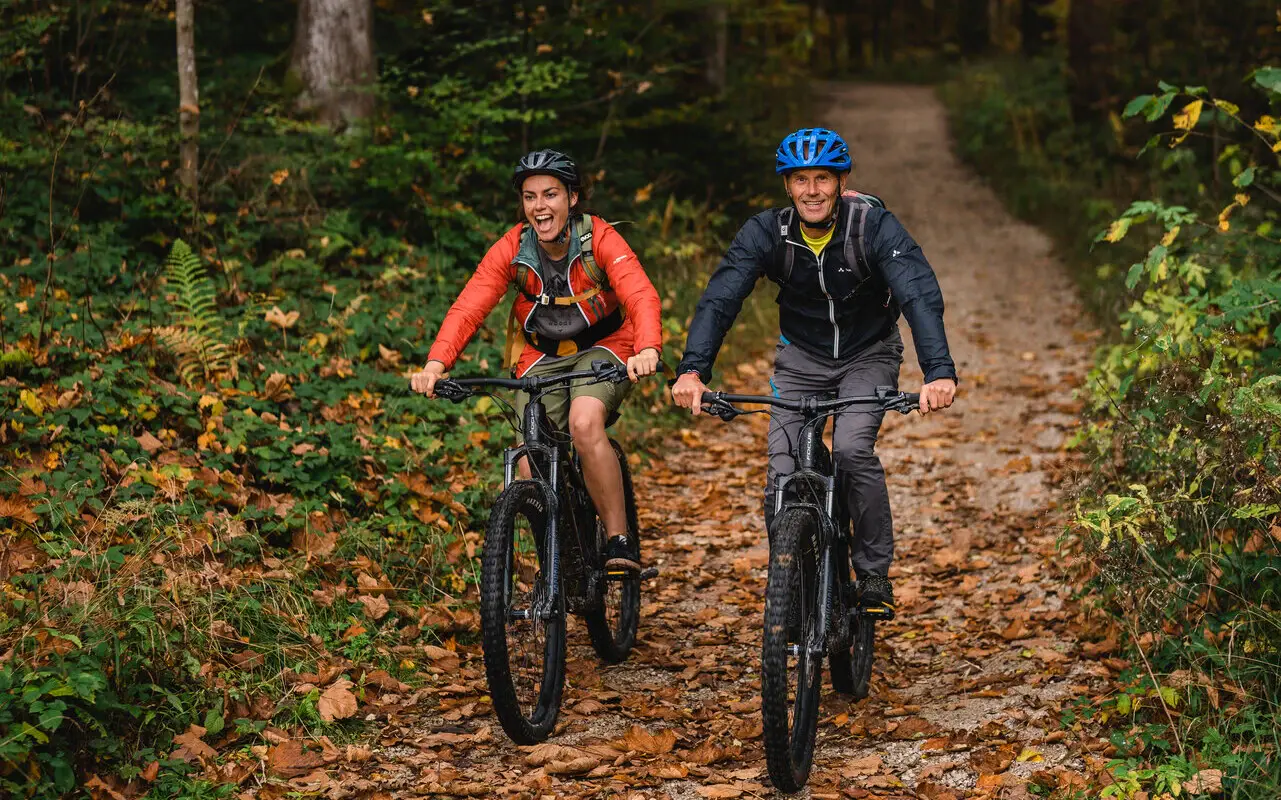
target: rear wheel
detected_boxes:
[761,507,822,794]
[848,614,876,700]
[480,481,566,744]
[585,441,641,663]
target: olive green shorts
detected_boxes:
[513,348,633,432]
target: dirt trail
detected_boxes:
[355,84,1104,799]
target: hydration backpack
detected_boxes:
[503,214,619,369]
[768,192,884,287]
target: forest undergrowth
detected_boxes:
[943,57,1281,798]
[0,3,801,796]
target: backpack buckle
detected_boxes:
[536,294,552,306]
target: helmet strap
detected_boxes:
[793,202,839,233]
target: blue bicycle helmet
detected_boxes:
[775,127,853,175]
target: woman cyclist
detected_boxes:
[410,150,663,572]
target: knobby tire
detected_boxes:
[584,440,641,663]
[480,480,566,744]
[761,507,822,794]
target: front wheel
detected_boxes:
[480,481,566,744]
[584,440,641,663]
[761,507,822,794]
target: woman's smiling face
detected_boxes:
[521,174,578,241]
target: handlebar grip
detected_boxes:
[434,380,472,402]
[902,392,921,407]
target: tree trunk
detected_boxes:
[176,0,198,202]
[957,0,989,56]
[706,3,728,94]
[1020,0,1055,56]
[845,0,864,71]
[1066,0,1111,124]
[289,0,376,126]
[826,0,840,74]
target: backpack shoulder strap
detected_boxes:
[577,214,608,289]
[841,197,872,284]
[513,223,536,288]
[769,207,796,284]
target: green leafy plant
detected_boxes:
[153,239,236,386]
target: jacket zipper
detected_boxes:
[785,239,841,358]
[814,248,839,358]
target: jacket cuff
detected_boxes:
[922,366,959,385]
[426,345,456,372]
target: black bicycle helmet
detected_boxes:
[513,149,580,192]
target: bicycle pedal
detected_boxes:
[639,566,659,581]
[861,604,896,620]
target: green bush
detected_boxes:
[1072,77,1281,797]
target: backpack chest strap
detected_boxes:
[524,285,603,306]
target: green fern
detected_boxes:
[156,239,235,385]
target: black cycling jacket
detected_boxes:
[676,197,958,384]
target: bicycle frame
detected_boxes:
[773,408,848,664]
[438,361,626,623]
[704,387,919,658]
[499,392,600,622]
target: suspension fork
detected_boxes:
[503,393,563,622]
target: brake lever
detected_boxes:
[701,397,740,422]
[887,395,919,415]
[434,381,473,403]
[591,359,629,384]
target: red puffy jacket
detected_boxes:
[427,215,662,377]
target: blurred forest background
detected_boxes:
[0,0,1278,797]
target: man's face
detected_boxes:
[784,168,846,226]
[521,174,578,242]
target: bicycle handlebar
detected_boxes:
[699,386,921,421]
[433,359,629,402]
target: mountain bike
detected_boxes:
[701,385,919,793]
[434,359,657,744]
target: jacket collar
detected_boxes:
[781,197,853,250]
[515,213,584,273]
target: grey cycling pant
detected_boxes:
[765,328,904,576]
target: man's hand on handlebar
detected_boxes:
[918,378,956,415]
[410,360,448,398]
[627,347,660,383]
[670,372,708,416]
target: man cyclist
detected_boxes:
[411,150,663,573]
[670,127,957,610]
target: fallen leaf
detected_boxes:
[170,724,217,763]
[358,593,390,620]
[545,756,599,775]
[0,495,38,527]
[624,724,677,754]
[843,754,883,776]
[572,698,605,715]
[686,739,725,765]
[423,643,460,669]
[695,786,743,799]
[268,740,325,779]
[317,679,358,722]
[650,763,689,779]
[263,371,293,401]
[135,431,164,454]
[84,774,129,800]
[1185,769,1223,795]
[525,743,579,767]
